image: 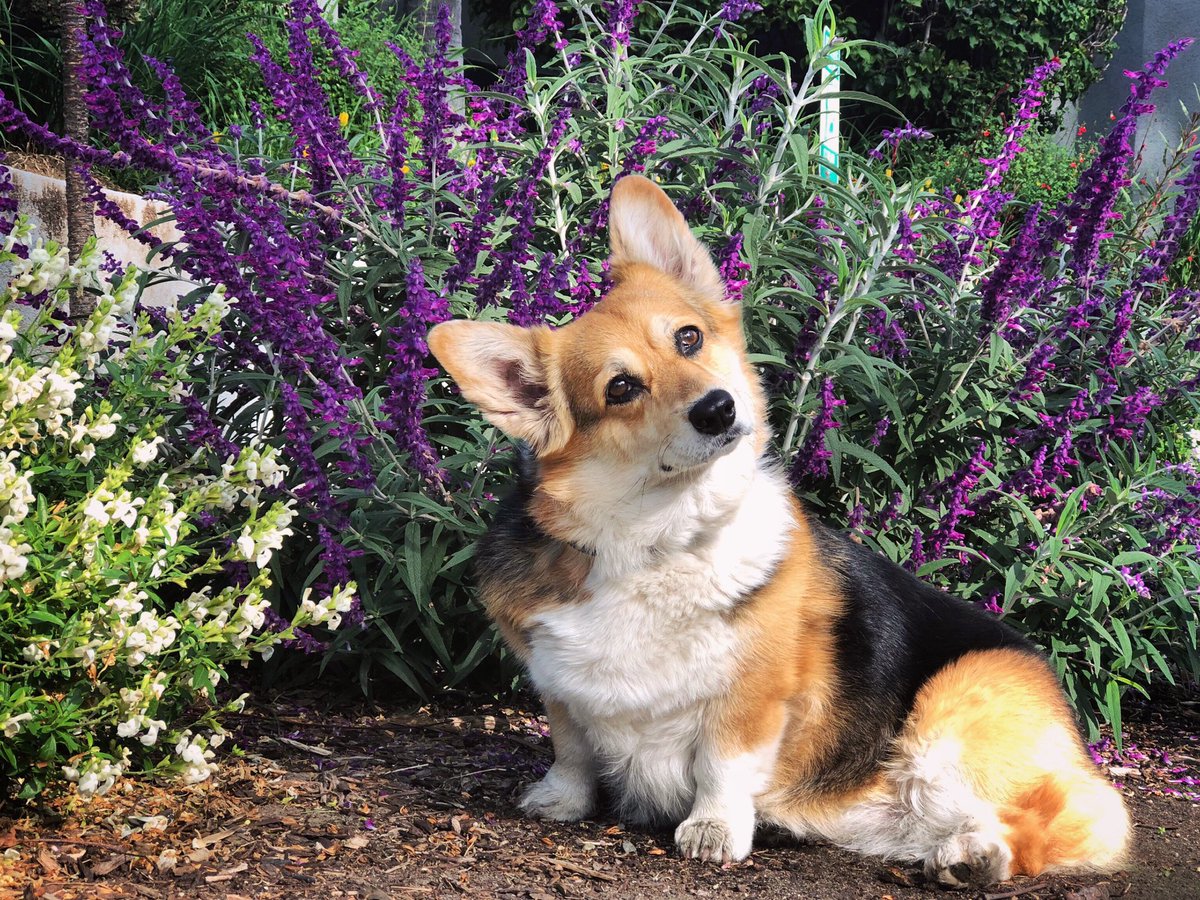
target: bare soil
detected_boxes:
[2,687,1198,900]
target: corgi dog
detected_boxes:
[426,174,1130,886]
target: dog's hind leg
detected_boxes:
[880,647,1128,884]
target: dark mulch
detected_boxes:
[2,687,1197,900]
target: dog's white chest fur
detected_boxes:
[524,456,794,821]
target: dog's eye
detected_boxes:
[605,374,644,405]
[675,326,703,356]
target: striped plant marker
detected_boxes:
[818,23,840,183]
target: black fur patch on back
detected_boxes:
[802,519,1042,796]
[474,445,549,592]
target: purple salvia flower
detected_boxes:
[922,442,992,563]
[980,203,1042,327]
[1049,41,1192,285]
[602,0,642,52]
[716,0,762,35]
[790,377,845,485]
[868,417,891,448]
[869,122,932,162]
[1119,566,1152,598]
[382,257,449,486]
[717,233,752,303]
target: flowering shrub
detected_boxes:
[908,127,1099,212]
[0,212,353,800]
[4,0,1200,732]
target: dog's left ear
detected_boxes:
[608,175,726,301]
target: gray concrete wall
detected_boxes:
[1075,0,1200,177]
[3,168,189,308]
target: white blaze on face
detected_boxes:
[659,342,756,474]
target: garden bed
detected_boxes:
[2,686,1198,900]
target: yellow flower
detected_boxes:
[954,194,963,204]
[924,178,932,189]
[338,111,349,127]
[467,156,477,168]
[400,164,411,175]
[885,168,893,179]
[212,131,223,143]
[600,162,610,171]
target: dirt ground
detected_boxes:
[2,686,1197,900]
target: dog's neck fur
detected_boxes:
[528,435,797,588]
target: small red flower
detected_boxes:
[1077,125,1087,136]
[982,129,992,137]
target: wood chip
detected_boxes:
[193,827,238,850]
[36,847,59,877]
[89,854,128,877]
[546,857,617,882]
[878,865,913,887]
[205,861,249,883]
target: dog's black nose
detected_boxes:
[688,389,736,436]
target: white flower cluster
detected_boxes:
[174,731,219,784]
[0,451,33,526]
[94,582,180,667]
[299,583,357,630]
[5,243,75,299]
[1,224,354,802]
[191,284,237,330]
[0,526,31,582]
[83,486,144,528]
[235,500,296,567]
[217,444,289,511]
[63,750,129,798]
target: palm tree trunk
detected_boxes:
[61,0,95,318]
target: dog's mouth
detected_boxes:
[659,424,751,473]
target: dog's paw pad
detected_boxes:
[924,831,1012,889]
[675,817,748,864]
[517,775,594,822]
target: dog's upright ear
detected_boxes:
[427,320,571,455]
[608,175,726,302]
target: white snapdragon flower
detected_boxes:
[0,527,32,582]
[297,582,357,630]
[0,310,19,365]
[123,611,179,666]
[0,454,34,526]
[174,732,216,784]
[63,752,127,798]
[1,712,33,738]
[82,488,144,529]
[234,591,268,637]
[138,719,167,747]
[193,285,235,329]
[235,501,295,567]
[131,435,165,467]
[106,583,148,620]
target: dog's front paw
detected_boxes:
[675,817,752,864]
[517,769,596,822]
[923,830,1013,889]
